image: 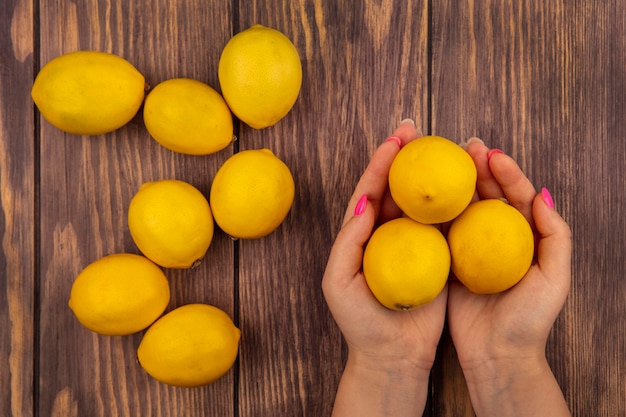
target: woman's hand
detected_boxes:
[447,139,572,417]
[322,120,447,416]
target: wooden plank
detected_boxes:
[557,2,626,415]
[430,1,625,415]
[235,1,430,415]
[0,1,35,417]
[36,1,235,416]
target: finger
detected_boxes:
[465,138,504,200]
[532,189,572,294]
[342,139,400,226]
[377,188,402,225]
[393,118,422,146]
[488,151,537,225]
[342,120,420,225]
[374,120,422,222]
[323,199,376,292]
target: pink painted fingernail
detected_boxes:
[385,136,402,147]
[487,148,504,161]
[541,187,555,209]
[354,194,368,215]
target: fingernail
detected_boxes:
[354,194,368,215]
[400,118,415,127]
[467,137,485,146]
[487,148,504,161]
[385,136,402,147]
[541,187,555,209]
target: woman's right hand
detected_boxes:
[447,139,572,416]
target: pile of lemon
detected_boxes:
[363,136,535,311]
[33,24,301,387]
[31,24,301,139]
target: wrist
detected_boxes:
[456,338,548,382]
[346,349,433,384]
[462,351,548,389]
[331,351,431,417]
[461,354,570,417]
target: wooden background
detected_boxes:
[1,0,624,416]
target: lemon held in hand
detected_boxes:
[210,149,294,239]
[68,253,170,336]
[31,50,145,135]
[128,179,214,268]
[218,24,302,129]
[137,304,240,387]
[447,199,534,294]
[143,78,234,155]
[389,135,477,224]
[363,217,450,311]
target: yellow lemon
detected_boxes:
[447,199,535,294]
[31,50,145,135]
[137,303,240,387]
[363,217,450,311]
[143,78,234,155]
[128,179,214,268]
[68,253,170,336]
[389,136,477,224]
[210,149,294,239]
[218,24,302,129]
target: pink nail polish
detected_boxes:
[354,194,368,215]
[385,136,402,147]
[541,187,555,209]
[487,148,504,161]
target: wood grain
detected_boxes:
[431,1,626,415]
[36,1,236,416]
[1,0,624,416]
[1,0,35,416]
[235,1,429,415]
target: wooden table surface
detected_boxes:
[1,1,624,416]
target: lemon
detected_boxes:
[447,199,534,294]
[128,179,214,268]
[68,253,170,336]
[218,24,302,129]
[210,149,294,239]
[388,135,477,224]
[143,78,234,155]
[137,303,240,387]
[363,217,450,311]
[31,50,145,135]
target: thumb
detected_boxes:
[323,195,375,291]
[532,188,572,289]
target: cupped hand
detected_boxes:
[447,140,572,372]
[322,121,448,374]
